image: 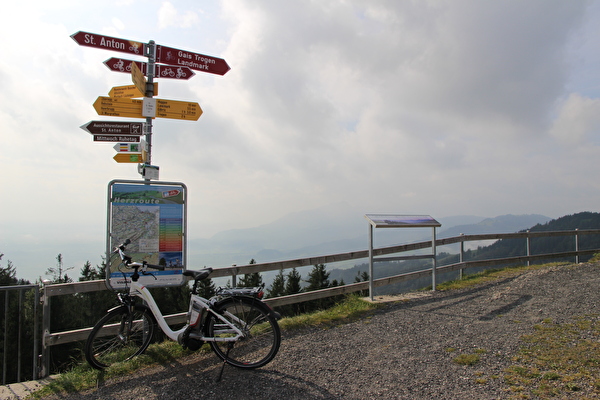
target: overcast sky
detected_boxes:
[1,1,600,281]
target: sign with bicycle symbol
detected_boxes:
[104,57,196,80]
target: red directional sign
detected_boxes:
[80,121,144,135]
[71,31,145,56]
[103,58,196,80]
[155,45,230,76]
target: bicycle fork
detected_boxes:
[117,305,136,344]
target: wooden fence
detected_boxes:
[39,228,600,377]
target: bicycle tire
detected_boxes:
[205,296,281,369]
[85,304,156,370]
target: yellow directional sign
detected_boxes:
[94,96,144,118]
[131,61,146,95]
[113,152,146,163]
[94,96,201,120]
[109,83,158,98]
[155,98,202,121]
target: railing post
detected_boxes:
[40,283,50,378]
[17,289,23,383]
[459,233,464,280]
[3,291,7,385]
[431,227,437,291]
[369,224,374,300]
[575,228,580,264]
[32,286,39,381]
[526,230,531,266]
[231,265,237,287]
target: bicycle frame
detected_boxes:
[126,279,246,343]
[111,239,247,344]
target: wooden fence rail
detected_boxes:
[39,228,600,377]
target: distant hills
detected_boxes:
[438,214,551,238]
[187,202,552,269]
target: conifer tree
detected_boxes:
[238,259,263,287]
[283,267,302,315]
[284,267,302,295]
[305,264,332,311]
[306,264,330,291]
[266,269,286,298]
[196,276,216,298]
[0,253,18,285]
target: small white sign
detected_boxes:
[142,97,156,117]
[139,164,160,180]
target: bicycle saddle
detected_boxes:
[183,268,213,281]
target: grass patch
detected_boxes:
[503,314,600,398]
[453,353,480,366]
[435,262,569,292]
[33,340,200,398]
[277,294,380,330]
[33,294,379,398]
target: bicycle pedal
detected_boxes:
[184,338,204,351]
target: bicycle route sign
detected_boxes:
[104,58,196,80]
[155,44,230,76]
[71,31,230,76]
[71,31,145,56]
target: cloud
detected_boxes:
[158,1,200,30]
[171,0,596,225]
[550,93,600,145]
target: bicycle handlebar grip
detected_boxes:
[145,263,165,271]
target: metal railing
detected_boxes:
[0,284,40,384]
[37,228,600,377]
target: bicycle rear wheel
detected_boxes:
[205,296,280,369]
[85,304,156,370]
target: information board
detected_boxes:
[106,180,187,289]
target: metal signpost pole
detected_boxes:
[144,41,156,178]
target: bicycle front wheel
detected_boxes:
[85,304,156,370]
[205,296,281,369]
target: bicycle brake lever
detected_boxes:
[141,263,158,280]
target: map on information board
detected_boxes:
[107,181,186,289]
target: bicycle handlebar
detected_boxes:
[114,239,131,253]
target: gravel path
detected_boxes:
[45,262,600,399]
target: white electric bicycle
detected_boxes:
[84,240,281,372]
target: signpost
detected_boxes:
[130,61,147,95]
[146,98,203,121]
[155,45,230,76]
[73,31,227,290]
[93,97,202,121]
[114,153,146,163]
[93,135,140,143]
[93,96,145,119]
[80,121,144,135]
[109,83,158,99]
[104,58,196,80]
[71,31,145,56]
[113,141,145,153]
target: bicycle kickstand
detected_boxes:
[215,343,234,383]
